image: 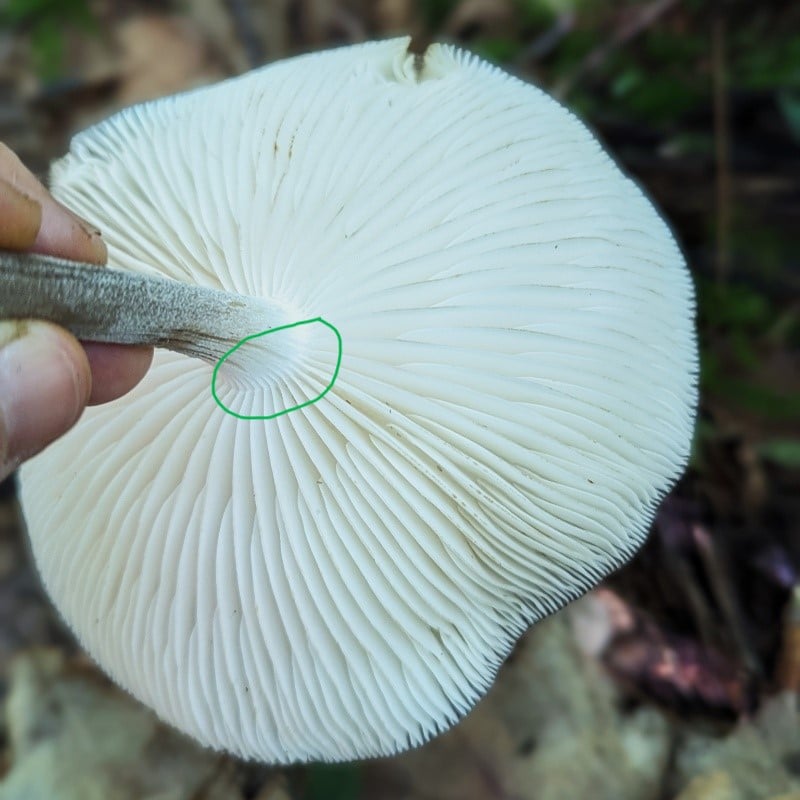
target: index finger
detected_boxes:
[0,143,106,265]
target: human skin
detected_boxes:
[0,143,153,480]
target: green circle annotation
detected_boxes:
[211,317,343,420]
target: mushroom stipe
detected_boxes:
[0,252,344,420]
[18,38,698,763]
[0,251,285,364]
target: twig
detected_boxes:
[223,0,266,67]
[556,0,680,99]
[516,12,576,66]
[692,523,760,677]
[712,1,732,284]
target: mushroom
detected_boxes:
[18,37,697,763]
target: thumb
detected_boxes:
[0,321,91,480]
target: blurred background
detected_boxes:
[0,1,798,798]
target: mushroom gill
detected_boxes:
[20,38,697,763]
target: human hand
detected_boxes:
[0,143,153,480]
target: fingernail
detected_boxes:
[32,200,107,265]
[0,321,90,473]
[66,208,103,239]
[65,207,107,264]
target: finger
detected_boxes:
[0,178,42,251]
[0,142,106,265]
[0,321,91,480]
[82,342,154,405]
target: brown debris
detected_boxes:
[115,14,227,108]
[604,616,747,717]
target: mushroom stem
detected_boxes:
[0,251,283,364]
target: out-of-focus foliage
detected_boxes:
[302,763,362,800]
[699,279,800,422]
[0,2,797,799]
[0,0,96,80]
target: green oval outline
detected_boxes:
[211,317,342,420]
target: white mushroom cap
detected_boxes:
[20,38,697,762]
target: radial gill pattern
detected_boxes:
[20,38,697,762]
